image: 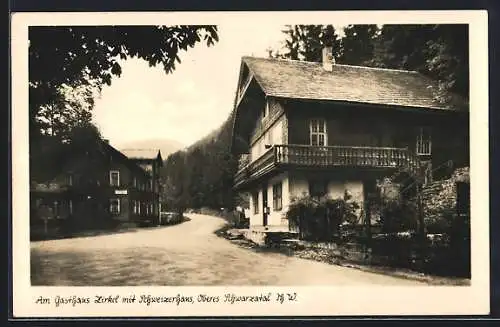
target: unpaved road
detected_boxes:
[31,214,425,286]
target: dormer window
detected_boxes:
[310,119,328,146]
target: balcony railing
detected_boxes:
[235,144,420,186]
[30,183,69,193]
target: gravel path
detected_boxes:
[31,214,425,286]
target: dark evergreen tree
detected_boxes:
[338,24,379,66]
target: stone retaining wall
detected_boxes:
[422,167,469,230]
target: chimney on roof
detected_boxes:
[103,139,109,144]
[322,46,335,72]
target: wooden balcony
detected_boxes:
[234,144,420,188]
[30,182,70,193]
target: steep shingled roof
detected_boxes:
[242,56,468,111]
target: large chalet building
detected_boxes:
[30,139,163,237]
[230,47,469,234]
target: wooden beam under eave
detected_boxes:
[235,73,254,109]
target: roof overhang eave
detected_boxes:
[272,95,468,115]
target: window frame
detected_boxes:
[272,182,283,211]
[252,192,259,214]
[416,127,432,155]
[110,198,120,215]
[109,170,120,187]
[309,118,328,147]
[53,200,59,218]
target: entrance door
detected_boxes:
[262,184,268,226]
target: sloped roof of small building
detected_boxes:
[120,149,162,160]
[30,140,151,186]
[241,56,468,111]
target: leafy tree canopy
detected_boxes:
[29,25,219,138]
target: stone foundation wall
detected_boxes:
[422,167,469,229]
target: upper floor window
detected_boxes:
[263,100,270,119]
[109,170,120,187]
[133,177,138,188]
[68,174,73,186]
[416,127,432,155]
[310,119,327,146]
[272,182,283,211]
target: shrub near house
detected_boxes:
[284,167,470,277]
[286,190,360,242]
[159,211,183,225]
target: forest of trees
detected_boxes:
[160,116,242,214]
[160,24,469,214]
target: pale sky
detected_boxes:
[92,24,292,148]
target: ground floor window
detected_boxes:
[252,192,259,214]
[133,200,138,214]
[273,182,283,211]
[110,198,120,215]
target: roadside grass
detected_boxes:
[214,224,471,286]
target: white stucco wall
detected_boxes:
[289,176,365,222]
[250,118,284,162]
[248,173,366,229]
[248,172,289,228]
[249,188,263,227]
[266,173,289,226]
[289,177,309,200]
